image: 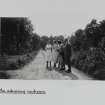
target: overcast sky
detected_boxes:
[0,0,105,37]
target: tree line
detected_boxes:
[2,17,105,80]
[1,17,39,55]
[0,18,62,70]
[70,19,105,80]
[0,17,65,55]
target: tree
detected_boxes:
[84,19,101,47]
[1,17,34,55]
[40,36,49,50]
[70,18,105,80]
[70,29,88,51]
[31,33,41,51]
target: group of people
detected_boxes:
[45,38,71,73]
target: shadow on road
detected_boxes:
[0,72,10,79]
[53,69,78,80]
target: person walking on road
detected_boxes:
[63,39,71,73]
[45,41,53,70]
[52,40,59,69]
[56,40,64,70]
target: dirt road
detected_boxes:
[6,50,92,80]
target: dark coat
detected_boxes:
[63,43,71,65]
